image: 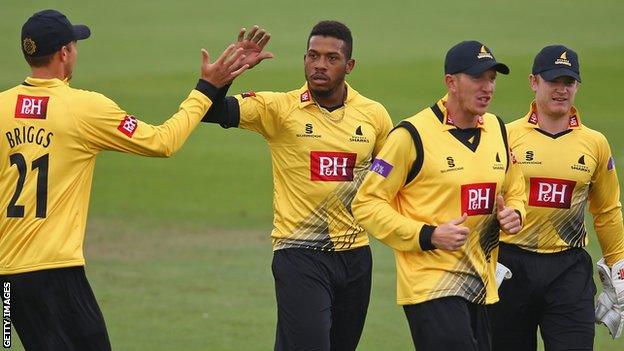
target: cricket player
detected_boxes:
[491,45,624,351]
[0,9,253,351]
[202,21,393,351]
[352,40,526,351]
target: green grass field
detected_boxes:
[2,0,624,349]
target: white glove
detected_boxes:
[495,262,512,289]
[595,258,624,339]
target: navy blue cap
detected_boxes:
[445,40,509,76]
[21,9,91,57]
[532,45,581,82]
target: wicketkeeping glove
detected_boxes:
[595,258,624,339]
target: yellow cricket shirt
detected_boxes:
[353,95,526,305]
[501,102,624,266]
[235,83,393,251]
[0,77,213,274]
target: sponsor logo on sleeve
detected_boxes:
[461,183,497,216]
[241,91,256,98]
[117,115,138,138]
[370,158,393,178]
[528,177,576,209]
[310,151,357,181]
[15,95,49,119]
[608,156,616,171]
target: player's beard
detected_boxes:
[308,75,345,100]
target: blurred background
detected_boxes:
[1,0,623,349]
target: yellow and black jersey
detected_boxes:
[231,83,392,251]
[353,95,526,305]
[0,77,214,274]
[502,102,624,266]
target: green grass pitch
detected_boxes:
[1,0,623,349]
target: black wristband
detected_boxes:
[195,79,219,102]
[419,225,437,251]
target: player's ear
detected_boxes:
[345,58,355,74]
[529,74,538,92]
[444,74,456,92]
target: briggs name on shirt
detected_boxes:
[5,126,53,149]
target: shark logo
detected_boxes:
[477,45,493,59]
[555,51,572,66]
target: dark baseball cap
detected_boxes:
[21,9,91,57]
[445,40,509,76]
[532,45,581,82]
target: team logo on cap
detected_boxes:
[23,38,36,55]
[477,45,493,59]
[555,51,572,66]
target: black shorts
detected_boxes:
[490,243,596,351]
[271,246,372,351]
[0,266,111,351]
[404,296,492,351]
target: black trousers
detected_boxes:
[272,246,372,351]
[0,266,111,351]
[490,243,595,351]
[404,296,492,351]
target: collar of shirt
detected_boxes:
[522,100,582,130]
[433,94,487,132]
[24,77,69,88]
[297,82,359,109]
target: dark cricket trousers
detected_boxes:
[490,243,595,351]
[272,246,372,351]
[0,266,111,351]
[404,296,492,351]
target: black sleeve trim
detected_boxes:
[419,225,437,251]
[495,115,510,171]
[200,83,240,129]
[391,121,424,185]
[195,79,219,102]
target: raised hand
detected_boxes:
[200,45,249,88]
[431,213,469,251]
[496,195,522,234]
[235,25,274,69]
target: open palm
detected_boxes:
[236,25,274,69]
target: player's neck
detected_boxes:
[30,64,67,81]
[535,108,571,134]
[445,97,480,129]
[312,84,346,109]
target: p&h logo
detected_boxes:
[461,182,496,216]
[555,51,572,67]
[310,151,357,181]
[477,46,493,59]
[528,177,576,209]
